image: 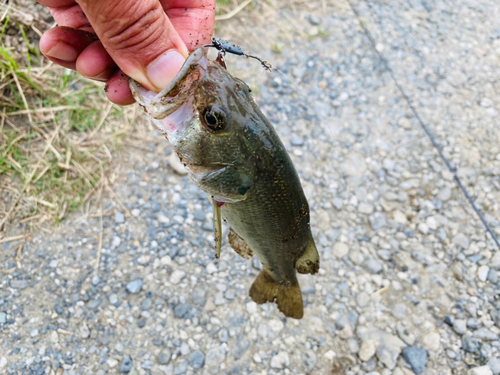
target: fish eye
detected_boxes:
[202,105,226,131]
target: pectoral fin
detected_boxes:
[228,228,253,260]
[295,236,320,275]
[211,198,222,259]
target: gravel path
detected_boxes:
[1,1,500,374]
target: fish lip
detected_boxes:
[129,47,207,119]
[186,163,225,176]
[154,47,206,101]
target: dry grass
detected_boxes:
[0,2,141,233]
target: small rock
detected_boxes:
[80,324,90,339]
[0,313,6,324]
[396,324,415,346]
[131,208,141,217]
[332,198,343,210]
[291,136,304,146]
[478,266,490,282]
[422,332,440,352]
[107,358,118,368]
[357,327,405,369]
[453,233,469,249]
[232,334,251,359]
[339,325,353,339]
[402,347,427,375]
[358,202,374,214]
[462,336,480,353]
[487,358,500,375]
[115,212,125,224]
[206,262,218,274]
[356,292,370,307]
[0,358,6,368]
[10,279,28,289]
[189,350,205,369]
[474,327,499,341]
[270,351,290,369]
[333,242,349,258]
[307,14,321,25]
[468,366,493,375]
[174,361,188,375]
[126,279,143,294]
[362,259,383,274]
[369,212,387,231]
[359,340,377,361]
[205,346,226,371]
[158,349,172,365]
[170,270,186,285]
[302,350,317,371]
[488,269,498,284]
[120,355,133,373]
[453,319,467,335]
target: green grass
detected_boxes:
[0,12,129,226]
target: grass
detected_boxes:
[0,7,136,230]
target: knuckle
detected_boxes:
[100,2,166,53]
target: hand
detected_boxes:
[36,0,215,105]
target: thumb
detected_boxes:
[76,0,189,91]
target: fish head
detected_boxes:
[130,47,255,180]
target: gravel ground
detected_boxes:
[1,1,500,374]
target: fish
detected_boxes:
[130,47,319,319]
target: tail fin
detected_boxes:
[249,269,304,319]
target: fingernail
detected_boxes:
[147,50,185,91]
[45,41,78,62]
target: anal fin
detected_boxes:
[249,269,304,319]
[228,228,254,260]
[295,236,319,275]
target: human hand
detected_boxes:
[36,0,215,105]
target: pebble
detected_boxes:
[80,324,90,339]
[462,336,480,353]
[402,347,427,375]
[232,334,251,359]
[115,211,125,224]
[487,358,500,375]
[270,351,290,369]
[453,319,467,335]
[206,262,218,274]
[359,340,377,361]
[189,350,205,369]
[362,259,383,274]
[468,366,493,375]
[131,208,141,217]
[333,242,349,258]
[453,233,469,249]
[357,328,405,369]
[126,279,143,294]
[205,346,226,370]
[158,349,172,365]
[478,265,490,282]
[302,350,317,371]
[170,270,186,285]
[488,269,499,284]
[0,313,6,324]
[474,327,499,341]
[120,355,133,373]
[174,361,188,375]
[422,332,440,352]
[10,279,28,289]
[107,358,118,368]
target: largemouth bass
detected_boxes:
[130,47,319,319]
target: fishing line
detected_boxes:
[346,0,500,249]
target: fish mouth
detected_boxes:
[186,163,226,176]
[129,47,208,120]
